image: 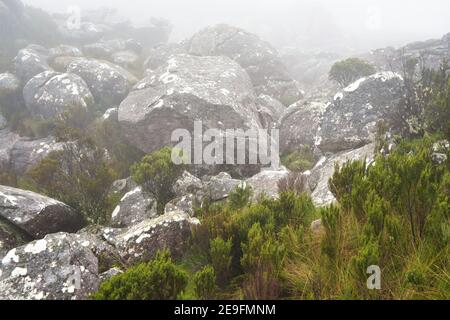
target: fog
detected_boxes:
[24,0,450,54]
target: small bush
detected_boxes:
[92,250,188,300]
[193,265,217,300]
[329,58,376,87]
[131,147,186,214]
[281,146,315,172]
[209,237,233,287]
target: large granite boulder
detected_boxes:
[173,171,204,198]
[0,232,116,300]
[67,58,135,107]
[0,185,84,238]
[102,211,200,265]
[186,24,302,105]
[309,143,375,207]
[14,47,51,83]
[119,53,261,153]
[110,186,157,228]
[23,71,94,118]
[279,100,327,154]
[318,72,404,153]
[48,45,83,60]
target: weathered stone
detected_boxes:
[186,24,302,104]
[105,211,200,265]
[0,233,112,300]
[204,172,243,201]
[0,185,84,238]
[14,47,51,83]
[173,171,204,198]
[246,169,290,200]
[309,143,375,207]
[23,71,94,118]
[67,58,135,107]
[279,100,327,154]
[0,72,20,96]
[318,72,404,153]
[111,186,157,228]
[119,54,261,154]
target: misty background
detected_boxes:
[22,0,450,54]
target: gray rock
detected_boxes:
[279,100,327,154]
[0,219,29,258]
[186,24,302,105]
[83,39,126,60]
[256,94,286,128]
[119,53,261,154]
[48,45,83,60]
[23,71,94,118]
[309,143,375,207]
[246,169,290,200]
[111,50,140,69]
[0,72,20,96]
[173,171,204,198]
[111,186,157,228]
[205,172,243,201]
[99,267,123,283]
[14,47,51,83]
[0,185,85,238]
[143,43,187,71]
[0,233,109,300]
[0,131,64,173]
[310,219,323,234]
[101,107,119,123]
[109,177,137,195]
[67,58,135,107]
[165,194,197,217]
[105,211,200,265]
[318,72,404,153]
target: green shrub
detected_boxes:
[281,146,315,172]
[25,137,118,225]
[228,185,252,210]
[329,58,376,87]
[92,250,188,300]
[209,237,233,287]
[131,147,186,214]
[193,265,217,300]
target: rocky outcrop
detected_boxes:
[0,232,117,300]
[318,72,404,153]
[186,24,302,105]
[309,143,375,207]
[0,219,29,258]
[67,58,135,107]
[118,54,261,153]
[173,171,204,198]
[279,100,327,154]
[110,186,157,228]
[102,211,200,265]
[23,71,94,118]
[0,185,84,238]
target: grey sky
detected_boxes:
[23,0,450,53]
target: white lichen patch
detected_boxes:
[24,239,47,255]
